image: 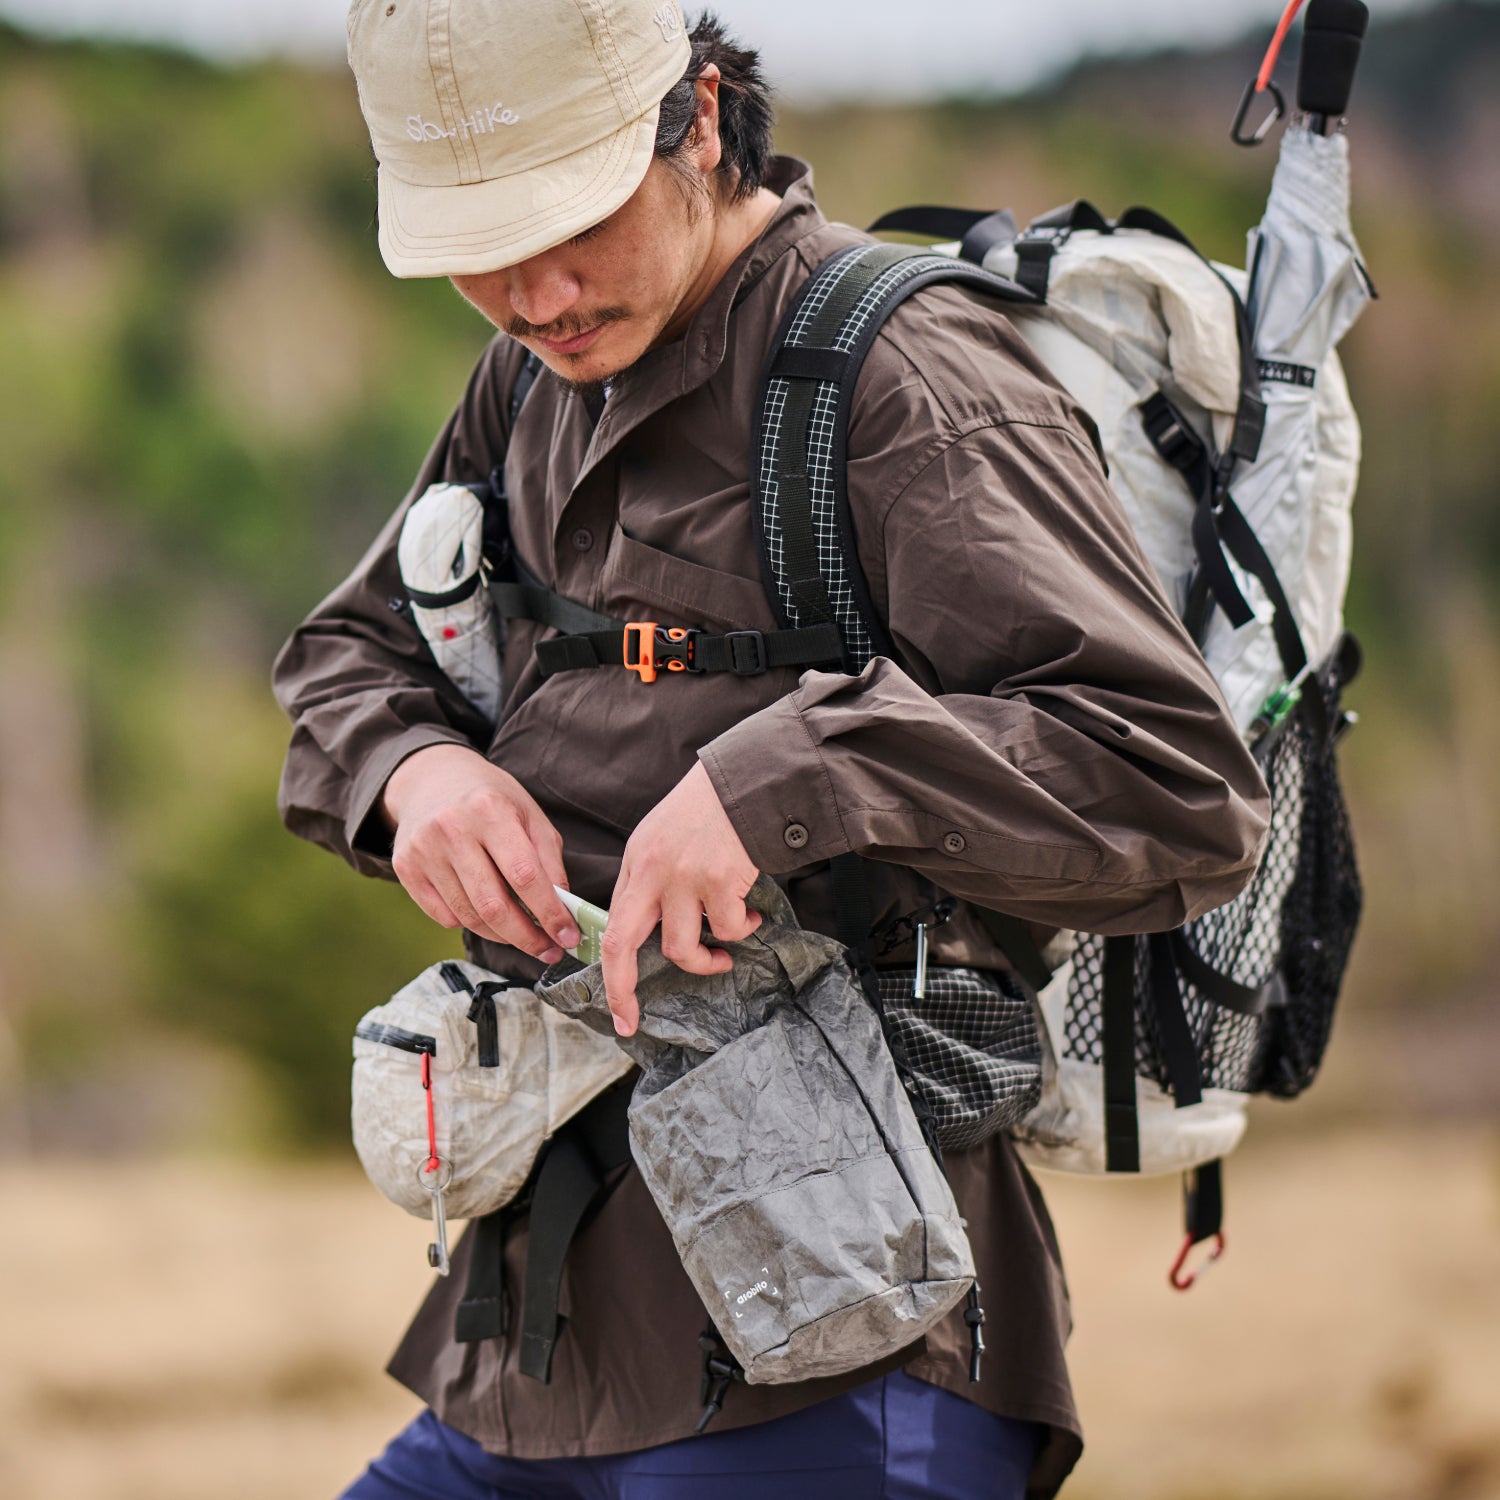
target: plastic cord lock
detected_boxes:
[696,1329,741,1433]
[623,622,700,683]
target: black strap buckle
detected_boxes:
[1141,393,1201,474]
[723,629,769,676]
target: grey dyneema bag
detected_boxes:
[536,877,975,1385]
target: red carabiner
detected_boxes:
[1168,1231,1226,1291]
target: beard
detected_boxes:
[504,307,635,395]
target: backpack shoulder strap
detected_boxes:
[752,244,1049,979]
[751,242,1035,673]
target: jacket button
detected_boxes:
[942,832,967,855]
[783,822,810,850]
[571,527,594,551]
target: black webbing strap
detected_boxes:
[518,1082,633,1383]
[466,984,503,1067]
[829,851,877,959]
[770,344,850,383]
[1169,930,1284,1017]
[1114,207,1265,465]
[1185,466,1319,733]
[1101,935,1140,1173]
[1010,200,1111,300]
[478,352,545,568]
[1189,488,1258,632]
[1148,932,1204,1110]
[1183,1158,1224,1243]
[1191,485,1327,742]
[454,1210,512,1343]
[490,577,622,636]
[407,572,483,610]
[438,962,503,1068]
[866,205,1020,267]
[533,621,845,680]
[970,905,1055,994]
[1210,491,1310,684]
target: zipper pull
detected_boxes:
[913,921,930,1000]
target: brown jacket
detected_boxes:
[274,159,1269,1496]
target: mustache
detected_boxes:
[505,307,629,342]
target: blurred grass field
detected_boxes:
[3,1122,1497,1500]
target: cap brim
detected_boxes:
[376,104,660,278]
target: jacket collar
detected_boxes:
[586,157,826,444]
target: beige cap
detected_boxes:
[348,0,693,278]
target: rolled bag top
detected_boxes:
[536,875,976,1385]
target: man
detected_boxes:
[275,3,1270,1496]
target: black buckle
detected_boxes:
[724,629,769,676]
[1142,393,1201,473]
[652,625,701,674]
[623,622,701,682]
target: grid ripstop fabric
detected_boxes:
[757,249,970,668]
[874,966,1043,1153]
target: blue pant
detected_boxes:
[341,1371,1040,1499]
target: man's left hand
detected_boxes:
[603,760,762,1036]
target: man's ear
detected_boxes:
[690,63,724,176]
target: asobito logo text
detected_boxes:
[407,105,520,143]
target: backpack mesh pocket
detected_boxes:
[1058,647,1361,1101]
[1258,661,1363,1096]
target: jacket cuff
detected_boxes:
[699,692,850,875]
[347,724,480,864]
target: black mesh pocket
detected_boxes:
[876,966,1042,1152]
[1257,654,1363,1097]
[1058,640,1362,1103]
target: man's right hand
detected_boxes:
[381,744,581,963]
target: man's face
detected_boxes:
[450,157,719,388]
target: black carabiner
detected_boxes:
[1230,77,1286,147]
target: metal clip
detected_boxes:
[874,896,959,959]
[1231,77,1286,146]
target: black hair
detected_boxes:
[652,11,774,203]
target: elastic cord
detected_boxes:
[1258,0,1308,91]
[421,1051,440,1174]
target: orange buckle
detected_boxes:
[623,622,697,683]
